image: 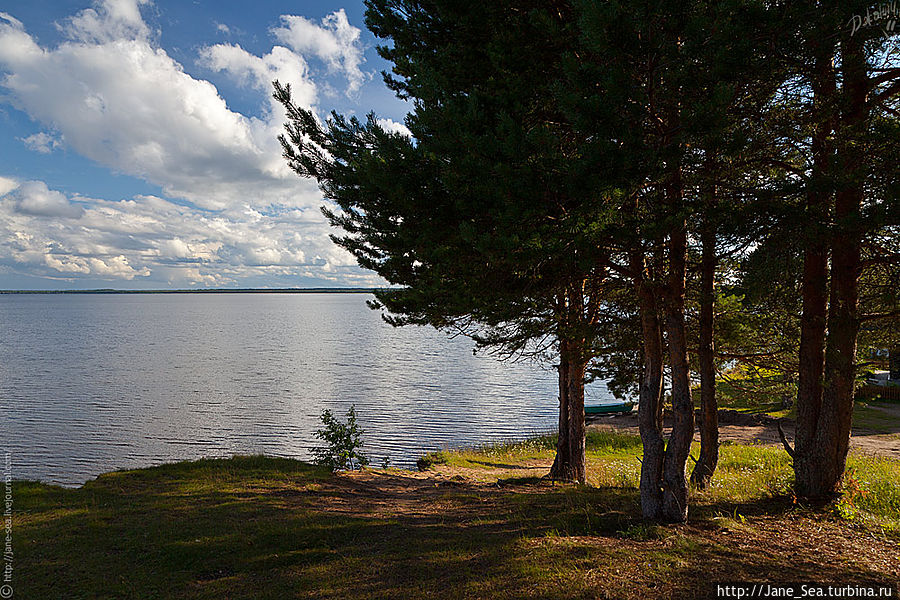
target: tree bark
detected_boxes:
[807,186,861,498]
[795,45,834,495]
[797,34,866,500]
[662,206,694,523]
[691,215,718,488]
[548,290,588,484]
[631,251,666,519]
[565,353,588,484]
[794,240,831,497]
[549,341,588,483]
[549,337,572,480]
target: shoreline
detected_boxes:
[11,431,899,599]
[16,404,900,489]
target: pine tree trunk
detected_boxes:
[549,340,572,480]
[662,213,694,523]
[548,333,587,484]
[797,35,866,500]
[691,218,718,488]
[809,187,860,498]
[631,251,665,520]
[794,39,835,499]
[794,244,830,496]
[566,356,588,484]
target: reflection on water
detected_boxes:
[0,293,613,485]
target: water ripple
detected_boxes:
[0,293,614,485]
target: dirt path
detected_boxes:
[321,467,900,599]
[587,407,900,459]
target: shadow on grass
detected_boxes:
[852,401,900,436]
[691,494,798,522]
[467,459,539,470]
[13,457,897,600]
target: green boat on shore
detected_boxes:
[585,401,635,415]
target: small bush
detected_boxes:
[311,406,368,471]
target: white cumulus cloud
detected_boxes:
[0,3,389,287]
[59,0,154,44]
[272,10,369,95]
[198,43,317,112]
[20,131,62,153]
[377,117,412,137]
[0,176,19,197]
[12,180,84,218]
[0,180,379,286]
[0,2,332,211]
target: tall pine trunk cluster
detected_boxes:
[549,277,603,484]
[632,250,666,519]
[279,0,900,525]
[549,340,588,483]
[792,30,872,501]
[691,213,719,488]
[660,194,696,522]
[629,209,714,522]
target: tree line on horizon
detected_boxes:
[276,0,900,523]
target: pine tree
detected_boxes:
[276,0,614,483]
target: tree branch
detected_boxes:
[860,309,900,323]
[777,420,795,459]
[717,350,784,359]
[870,78,900,107]
[869,67,900,89]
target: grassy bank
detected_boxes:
[12,433,900,599]
[421,430,900,533]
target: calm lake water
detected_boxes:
[0,293,614,485]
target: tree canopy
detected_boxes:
[278,0,900,522]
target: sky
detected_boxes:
[0,0,411,289]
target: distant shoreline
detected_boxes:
[0,288,384,294]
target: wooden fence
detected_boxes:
[857,384,900,402]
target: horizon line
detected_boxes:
[0,287,389,294]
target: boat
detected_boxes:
[584,401,635,415]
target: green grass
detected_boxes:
[716,371,900,428]
[840,455,900,529]
[14,456,638,599]
[852,401,900,433]
[14,457,337,598]
[691,443,794,504]
[424,429,638,464]
[12,437,900,599]
[429,432,899,533]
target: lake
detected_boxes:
[0,293,615,485]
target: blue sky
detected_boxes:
[0,0,410,289]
